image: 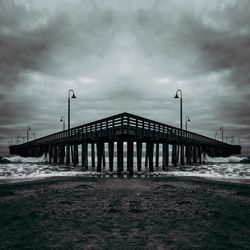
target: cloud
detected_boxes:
[0,0,250,154]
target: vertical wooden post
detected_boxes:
[127,141,134,176]
[155,143,159,170]
[117,141,123,176]
[71,145,74,164]
[148,143,154,172]
[198,145,202,163]
[60,145,65,164]
[66,144,70,166]
[53,145,58,163]
[97,142,103,172]
[172,144,177,167]
[145,143,148,170]
[136,141,142,172]
[193,145,197,163]
[76,144,79,164]
[162,143,169,170]
[73,144,78,167]
[180,144,184,166]
[91,143,95,170]
[58,145,62,164]
[176,145,180,164]
[108,141,114,172]
[49,145,52,164]
[103,143,106,170]
[82,143,88,170]
[186,145,191,164]
[203,147,206,162]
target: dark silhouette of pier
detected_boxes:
[9,112,241,176]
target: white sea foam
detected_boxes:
[1,155,250,183]
[4,154,48,163]
[204,155,245,163]
[158,163,250,180]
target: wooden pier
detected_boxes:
[9,112,241,176]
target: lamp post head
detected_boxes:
[187,118,190,122]
[71,93,76,99]
[174,93,179,99]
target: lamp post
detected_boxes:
[238,136,240,145]
[27,127,31,142]
[185,116,190,131]
[215,132,218,140]
[231,135,234,144]
[60,116,65,131]
[68,90,76,131]
[174,89,184,166]
[67,89,77,166]
[220,126,224,142]
[174,89,183,131]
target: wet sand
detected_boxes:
[0,176,250,249]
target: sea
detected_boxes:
[0,155,250,184]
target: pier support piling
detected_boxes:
[108,142,114,172]
[136,142,142,172]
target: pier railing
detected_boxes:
[15,112,238,149]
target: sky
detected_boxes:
[0,0,250,155]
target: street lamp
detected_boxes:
[174,89,184,166]
[237,136,242,146]
[215,132,218,140]
[231,135,234,144]
[185,116,190,131]
[174,89,183,131]
[68,89,76,131]
[27,127,31,142]
[60,116,65,131]
[220,126,224,142]
[67,90,77,166]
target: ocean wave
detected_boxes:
[4,155,48,163]
[204,155,245,163]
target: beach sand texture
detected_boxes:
[0,177,250,249]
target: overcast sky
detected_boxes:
[0,0,250,155]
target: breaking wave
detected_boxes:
[4,155,48,163]
[204,155,246,163]
[0,155,249,183]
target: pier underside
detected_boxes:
[9,113,241,176]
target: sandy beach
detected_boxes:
[0,176,250,249]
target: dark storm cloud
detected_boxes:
[0,1,57,88]
[0,0,250,154]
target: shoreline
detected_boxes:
[1,174,250,186]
